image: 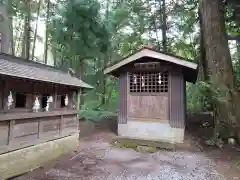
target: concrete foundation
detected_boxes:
[118,121,184,143]
[0,134,79,180]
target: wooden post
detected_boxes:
[0,76,3,109]
[8,120,15,145]
[59,115,63,136]
[3,78,8,110]
[54,85,58,109]
[77,89,81,111]
[77,89,81,134]
[37,119,41,138]
[31,82,35,110]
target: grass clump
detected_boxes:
[111,138,158,153]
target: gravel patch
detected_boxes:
[13,132,226,180]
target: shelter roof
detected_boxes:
[0,53,93,88]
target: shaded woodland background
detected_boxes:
[0,0,240,143]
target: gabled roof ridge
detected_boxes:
[104,47,198,75]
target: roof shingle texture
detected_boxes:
[0,53,92,88]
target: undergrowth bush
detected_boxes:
[187,81,213,113]
[79,98,117,122]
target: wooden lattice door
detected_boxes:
[127,71,169,121]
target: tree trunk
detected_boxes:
[150,0,161,50]
[21,16,27,58]
[32,0,41,61]
[26,0,31,60]
[9,16,14,55]
[21,0,31,60]
[44,0,50,64]
[16,24,23,55]
[200,0,240,136]
[198,7,208,81]
[101,0,110,106]
[7,0,14,55]
[161,0,167,52]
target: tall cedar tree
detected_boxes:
[200,0,240,135]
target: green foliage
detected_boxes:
[9,0,239,125]
[187,81,212,113]
[79,109,116,122]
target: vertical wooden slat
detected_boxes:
[118,73,127,124]
[169,70,185,128]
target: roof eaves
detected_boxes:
[104,48,198,75]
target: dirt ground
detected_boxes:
[12,130,240,180]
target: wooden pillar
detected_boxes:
[77,88,81,111]
[0,76,3,109]
[8,120,15,145]
[77,88,81,134]
[59,115,63,136]
[54,85,58,109]
[3,78,8,110]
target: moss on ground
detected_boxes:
[111,138,174,153]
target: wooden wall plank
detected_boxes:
[0,121,9,146]
[61,115,78,136]
[41,119,60,133]
[62,115,77,128]
[169,70,185,128]
[40,117,61,138]
[12,134,38,147]
[0,114,78,155]
[127,94,169,121]
[118,73,128,124]
[13,120,38,138]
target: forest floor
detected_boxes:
[12,130,240,180]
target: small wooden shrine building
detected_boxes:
[0,53,92,179]
[104,46,198,143]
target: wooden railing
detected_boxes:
[0,110,79,154]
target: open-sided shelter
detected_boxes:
[0,53,92,179]
[104,46,198,143]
